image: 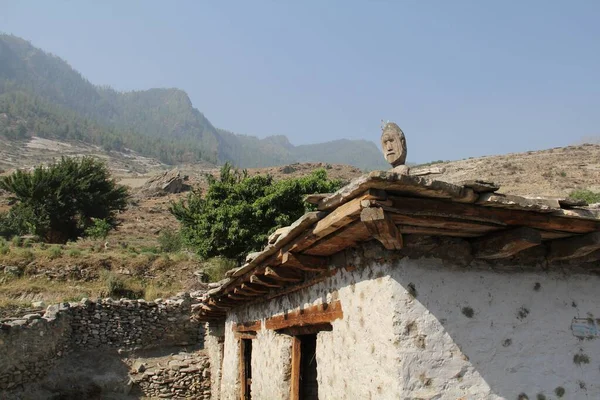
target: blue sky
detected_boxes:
[1,1,599,163]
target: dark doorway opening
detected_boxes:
[241,339,252,400]
[299,334,318,400]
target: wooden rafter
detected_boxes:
[471,227,542,259]
[240,283,270,294]
[303,220,372,256]
[548,232,600,261]
[360,207,403,250]
[265,266,303,282]
[280,252,329,271]
[250,274,283,288]
[233,287,261,297]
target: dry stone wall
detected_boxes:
[0,294,208,398]
[131,350,211,399]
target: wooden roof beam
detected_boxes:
[233,287,261,297]
[471,227,542,259]
[548,232,600,261]
[250,274,283,288]
[280,252,329,272]
[240,282,270,294]
[265,266,303,282]
[360,207,403,250]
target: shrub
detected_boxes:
[84,219,112,239]
[158,228,182,253]
[0,244,9,255]
[102,272,143,299]
[569,189,600,204]
[0,157,129,243]
[171,163,342,261]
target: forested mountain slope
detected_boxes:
[0,34,387,169]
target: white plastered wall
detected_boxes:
[218,255,600,400]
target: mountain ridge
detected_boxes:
[0,33,388,170]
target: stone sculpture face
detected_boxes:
[381,122,407,167]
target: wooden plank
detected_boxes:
[548,232,600,261]
[265,266,303,282]
[471,227,542,259]
[304,221,372,256]
[240,283,270,294]
[383,196,600,234]
[289,195,366,253]
[317,171,478,211]
[399,225,480,238]
[360,207,403,250]
[232,320,262,332]
[250,274,283,288]
[389,213,504,234]
[290,336,301,400]
[264,300,344,331]
[280,252,329,272]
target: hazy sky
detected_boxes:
[1,1,599,163]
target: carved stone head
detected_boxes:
[381,122,407,167]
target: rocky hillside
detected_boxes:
[0,34,387,170]
[423,143,600,198]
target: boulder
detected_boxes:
[140,169,190,196]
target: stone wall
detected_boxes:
[0,308,71,391]
[0,294,207,397]
[205,321,225,400]
[217,245,600,399]
[130,350,211,399]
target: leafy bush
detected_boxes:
[0,157,129,243]
[0,243,9,255]
[569,189,600,204]
[171,163,342,261]
[84,219,112,239]
[102,272,143,299]
[158,228,182,253]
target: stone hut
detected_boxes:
[198,171,600,399]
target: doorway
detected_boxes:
[291,333,319,400]
[240,339,252,400]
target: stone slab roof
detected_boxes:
[196,171,600,321]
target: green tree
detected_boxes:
[170,163,341,261]
[0,157,129,243]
